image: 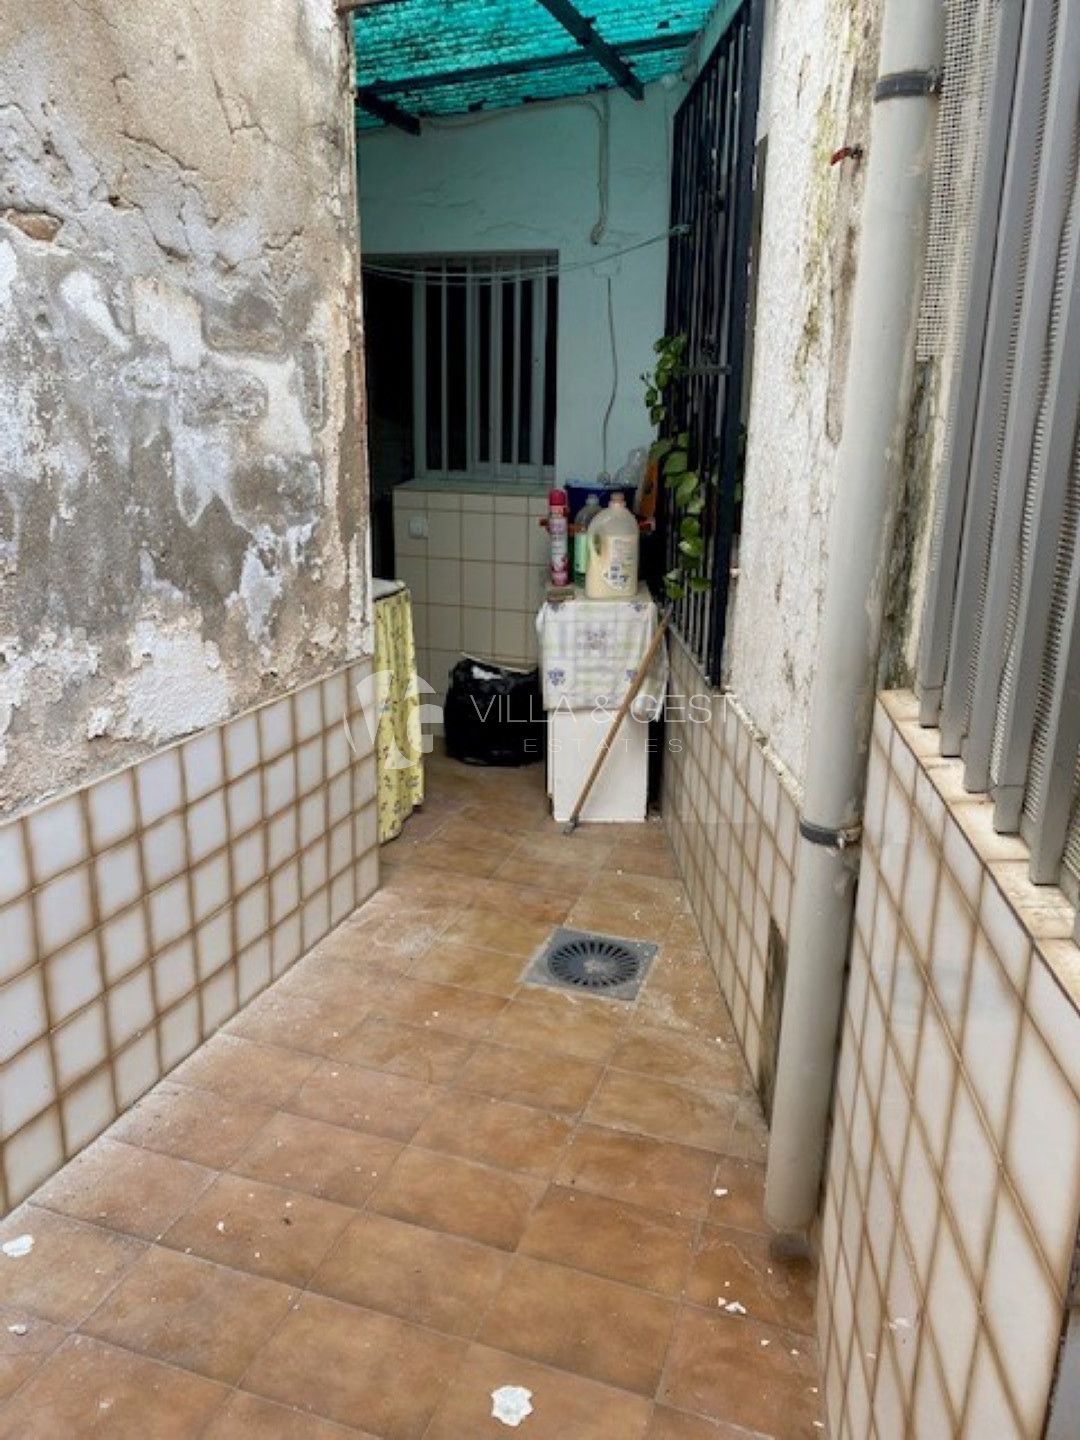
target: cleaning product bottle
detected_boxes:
[548,488,570,588]
[586,492,640,599]
[572,493,602,587]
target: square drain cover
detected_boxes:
[522,927,658,1002]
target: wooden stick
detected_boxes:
[562,607,672,835]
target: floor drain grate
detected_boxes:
[522,927,657,1002]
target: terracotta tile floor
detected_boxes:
[0,753,823,1439]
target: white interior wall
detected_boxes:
[356,84,678,484]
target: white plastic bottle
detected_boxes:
[572,493,602,586]
[585,493,640,599]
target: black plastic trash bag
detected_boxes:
[443,658,545,767]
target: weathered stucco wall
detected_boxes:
[0,0,368,816]
[724,0,883,786]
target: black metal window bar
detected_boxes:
[661,0,764,684]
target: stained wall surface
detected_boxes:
[0,0,369,815]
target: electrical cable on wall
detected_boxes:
[601,274,617,473]
[360,227,687,283]
[420,92,610,247]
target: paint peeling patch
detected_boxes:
[2,1235,34,1258]
[491,1385,534,1428]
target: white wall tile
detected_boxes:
[87,772,138,853]
[142,816,187,889]
[981,1187,1063,1431]
[301,890,330,951]
[427,509,460,558]
[428,557,462,607]
[927,1216,979,1413]
[158,995,200,1071]
[271,915,302,978]
[36,867,94,957]
[0,822,28,907]
[192,854,230,924]
[911,1342,953,1439]
[201,968,237,1035]
[26,796,88,885]
[136,748,183,826]
[961,933,1022,1146]
[463,561,493,608]
[298,736,325,796]
[3,1109,64,1208]
[258,697,294,761]
[61,1068,113,1154]
[1,1040,55,1138]
[494,562,528,610]
[53,1002,109,1089]
[0,899,36,985]
[196,911,233,981]
[295,683,324,743]
[942,1077,998,1283]
[107,967,155,1049]
[227,773,263,837]
[236,883,269,951]
[299,792,325,850]
[330,869,355,926]
[148,877,191,952]
[1006,1020,1080,1283]
[187,792,228,865]
[328,774,352,828]
[153,939,196,1011]
[265,754,297,817]
[181,730,224,803]
[94,842,143,920]
[322,672,348,728]
[232,827,267,894]
[224,713,260,780]
[267,809,299,871]
[45,935,103,1024]
[326,726,350,782]
[112,1031,160,1110]
[100,903,149,985]
[928,869,974,1039]
[238,938,272,1001]
[462,511,494,560]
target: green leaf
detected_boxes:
[689,576,712,595]
[679,536,704,561]
[666,452,688,476]
[679,516,700,541]
[677,431,689,449]
[685,493,705,516]
[674,474,698,506]
[650,439,673,461]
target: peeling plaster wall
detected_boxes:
[356,85,677,483]
[724,0,883,786]
[0,0,368,816]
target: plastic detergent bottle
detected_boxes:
[586,492,640,599]
[572,493,602,586]
[548,488,570,588]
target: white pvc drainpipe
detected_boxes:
[763,0,947,1237]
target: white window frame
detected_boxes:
[408,253,557,482]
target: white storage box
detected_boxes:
[547,707,649,823]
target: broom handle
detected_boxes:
[565,607,672,831]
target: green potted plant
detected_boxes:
[642,334,712,602]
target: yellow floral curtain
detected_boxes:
[373,585,424,842]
